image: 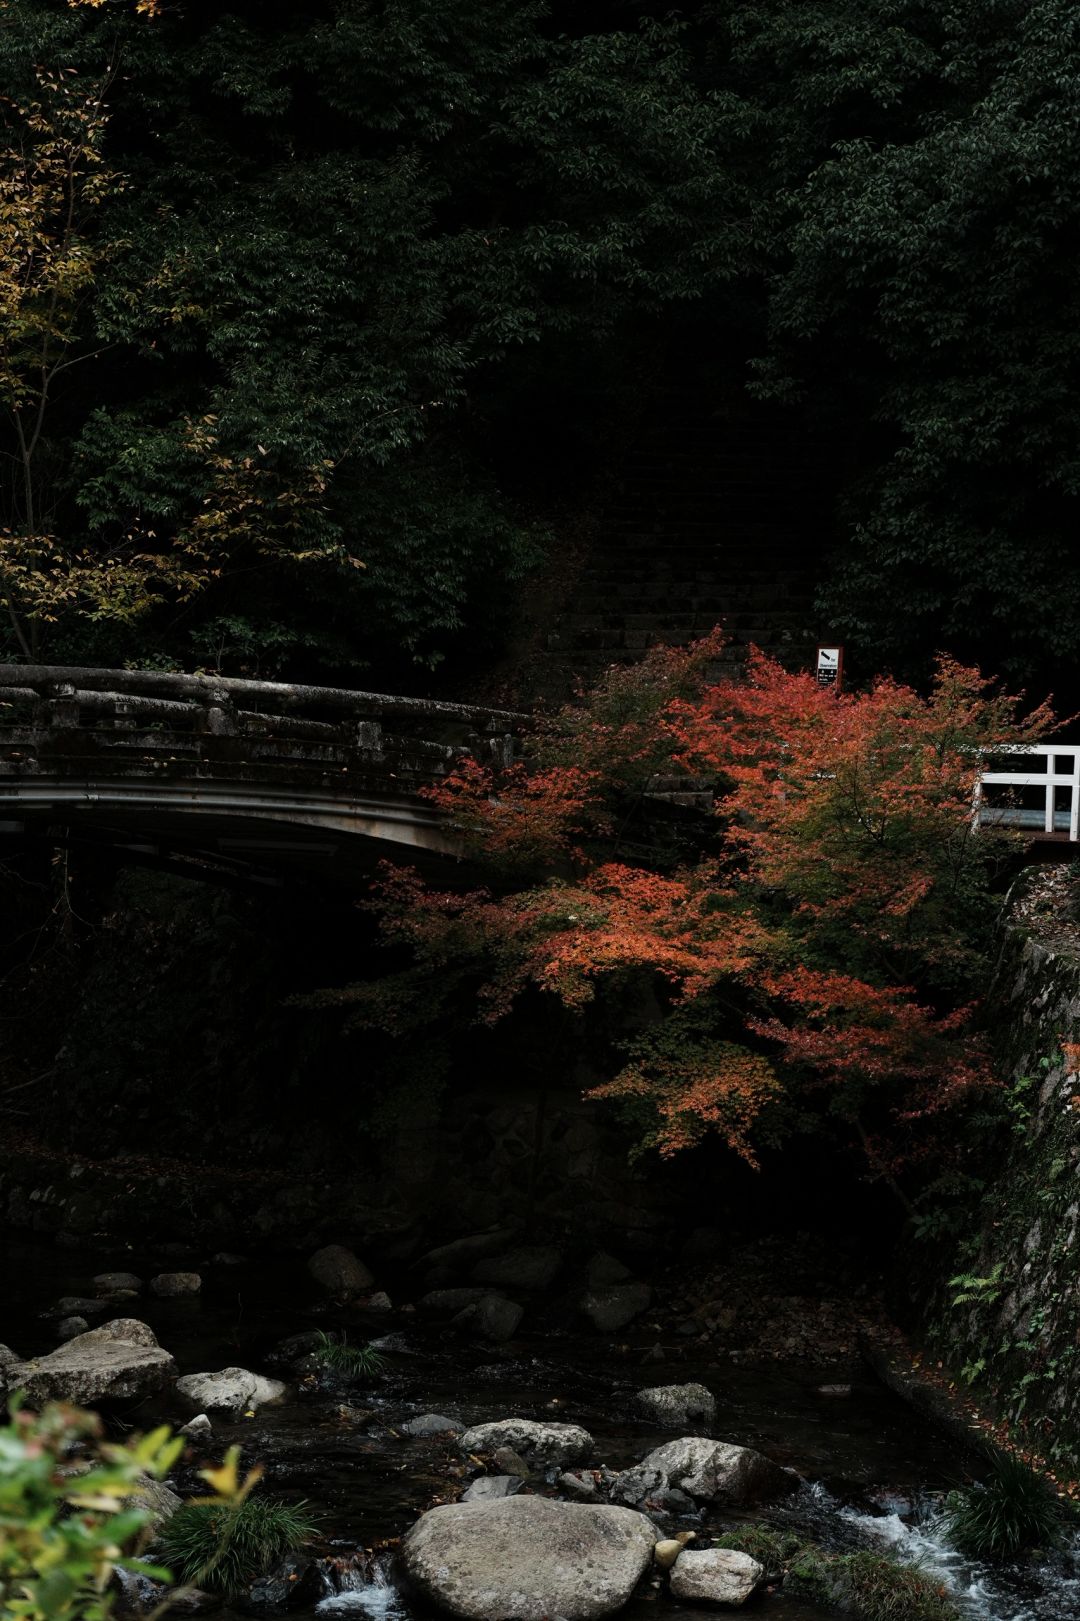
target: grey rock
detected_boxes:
[670,1548,763,1606]
[585,1252,632,1289]
[113,1564,168,1614]
[159,1588,219,1614]
[459,1418,592,1469]
[94,1272,143,1294]
[609,1465,666,1508]
[636,1383,717,1428]
[473,1245,562,1291]
[418,1287,490,1314]
[175,1367,286,1416]
[179,1413,213,1438]
[817,1384,852,1397]
[621,1438,795,1507]
[559,1471,599,1499]
[400,1496,657,1621]
[58,1316,89,1341]
[239,1556,311,1616]
[366,1290,393,1311]
[150,1272,201,1297]
[422,1227,520,1269]
[451,1294,523,1343]
[581,1283,652,1332]
[212,1253,246,1266]
[461,1474,523,1502]
[493,1446,532,1478]
[306,1244,373,1298]
[272,1331,322,1363]
[0,1344,19,1369]
[402,1413,462,1437]
[5,1320,175,1405]
[129,1476,183,1536]
[55,1296,108,1316]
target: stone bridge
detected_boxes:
[0,666,523,886]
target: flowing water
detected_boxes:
[2,1236,1076,1621]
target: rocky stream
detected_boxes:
[2,1233,1078,1621]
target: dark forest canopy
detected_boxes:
[1,0,1078,688]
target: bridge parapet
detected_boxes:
[0,665,521,791]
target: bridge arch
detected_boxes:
[0,667,523,886]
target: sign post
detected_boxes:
[816,645,844,690]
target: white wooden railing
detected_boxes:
[976,744,1080,839]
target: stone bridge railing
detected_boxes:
[0,666,522,790]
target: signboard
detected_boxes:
[816,646,843,690]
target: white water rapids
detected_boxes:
[836,1490,1080,1621]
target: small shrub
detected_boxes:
[312,1331,386,1380]
[942,1451,1060,1560]
[0,1401,182,1620]
[159,1496,317,1596]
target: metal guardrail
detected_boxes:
[976,744,1080,840]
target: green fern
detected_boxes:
[949,1261,1005,1308]
[311,1331,386,1379]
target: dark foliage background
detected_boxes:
[2,0,1077,691]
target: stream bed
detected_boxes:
[3,1236,1076,1621]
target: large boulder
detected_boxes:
[4,1320,175,1405]
[670,1548,763,1606]
[306,1244,373,1298]
[612,1438,795,1508]
[473,1246,562,1291]
[400,1496,656,1620]
[636,1383,717,1428]
[175,1367,286,1416]
[581,1283,652,1332]
[459,1418,592,1470]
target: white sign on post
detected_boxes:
[816,646,843,689]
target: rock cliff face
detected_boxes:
[928,878,1080,1464]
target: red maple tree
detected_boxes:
[364,638,1053,1179]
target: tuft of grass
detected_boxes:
[839,1551,960,1621]
[787,1548,960,1621]
[159,1496,317,1596]
[713,1526,813,1578]
[942,1450,1061,1561]
[312,1331,387,1379]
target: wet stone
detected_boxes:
[581,1283,652,1333]
[93,1272,143,1294]
[307,1244,373,1299]
[670,1548,763,1606]
[461,1474,523,1502]
[402,1413,462,1437]
[459,1418,593,1470]
[150,1272,201,1297]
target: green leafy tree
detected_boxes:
[0,0,750,673]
